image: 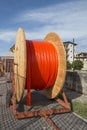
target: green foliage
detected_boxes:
[72,60,83,70]
[67,61,72,70]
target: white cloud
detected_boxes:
[15,0,87,41]
[17,0,87,28]
[0,30,16,43]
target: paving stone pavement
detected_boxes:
[0,81,87,130]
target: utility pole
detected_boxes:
[72,38,75,71]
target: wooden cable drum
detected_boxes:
[14,28,66,102]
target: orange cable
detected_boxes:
[26,40,58,91]
[26,40,58,106]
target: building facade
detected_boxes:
[75,52,87,70]
[63,41,77,63]
[1,51,14,72]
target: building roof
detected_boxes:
[10,44,15,52]
[76,52,87,59]
[63,41,77,46]
[77,52,87,55]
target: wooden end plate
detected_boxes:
[14,28,26,102]
[43,32,66,99]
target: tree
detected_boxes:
[67,61,72,70]
[72,60,83,70]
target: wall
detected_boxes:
[64,71,87,95]
[82,60,87,70]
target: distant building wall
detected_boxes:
[75,52,87,70]
[83,61,87,70]
[1,51,14,73]
[63,42,77,63]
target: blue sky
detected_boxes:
[0,0,87,55]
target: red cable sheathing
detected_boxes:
[26,40,58,91]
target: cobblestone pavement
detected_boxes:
[0,81,87,130]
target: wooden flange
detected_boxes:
[14,28,26,102]
[43,32,66,99]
